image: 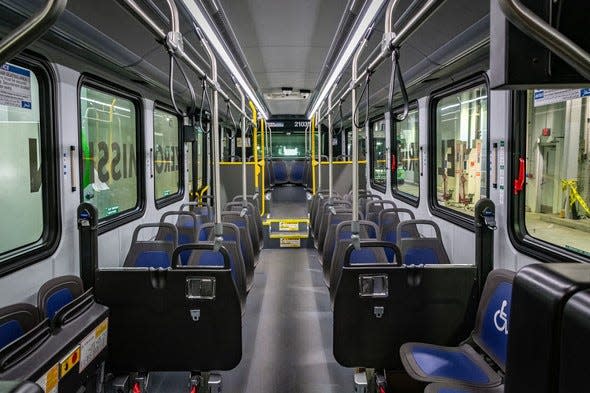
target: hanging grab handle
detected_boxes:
[388,49,410,122]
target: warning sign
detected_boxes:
[280,238,301,248]
[0,63,32,109]
[36,364,59,393]
[79,318,108,372]
[279,222,299,231]
[60,346,80,377]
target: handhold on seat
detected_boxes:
[124,223,178,268]
[425,383,504,393]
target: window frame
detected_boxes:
[153,103,184,209]
[369,114,387,193]
[391,102,420,207]
[428,73,491,231]
[0,55,61,277]
[77,75,145,234]
[508,91,590,263]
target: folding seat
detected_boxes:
[159,211,201,244]
[400,269,515,388]
[359,194,382,217]
[37,276,84,320]
[273,160,289,184]
[365,199,397,224]
[225,201,263,252]
[398,220,451,265]
[0,303,40,350]
[124,223,178,268]
[425,383,504,393]
[181,202,213,224]
[289,160,305,184]
[190,226,248,311]
[313,198,351,242]
[222,210,258,268]
[319,210,354,265]
[328,220,380,292]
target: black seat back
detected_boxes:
[124,223,178,268]
[398,220,450,265]
[333,241,477,369]
[225,201,263,250]
[96,243,241,372]
[320,210,354,266]
[37,276,84,321]
[222,210,257,267]
[365,200,397,224]
[180,202,213,224]
[560,289,590,393]
[0,304,40,351]
[328,220,380,291]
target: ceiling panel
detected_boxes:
[219,0,347,115]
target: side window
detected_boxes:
[370,119,386,191]
[0,60,59,273]
[153,107,182,206]
[432,80,488,222]
[346,128,366,159]
[520,89,590,258]
[79,83,142,222]
[392,107,420,202]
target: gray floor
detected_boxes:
[222,248,352,393]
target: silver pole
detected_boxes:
[328,83,338,199]
[117,0,256,123]
[234,81,247,205]
[351,37,369,234]
[0,0,68,65]
[197,33,223,237]
[498,0,590,80]
[316,105,323,192]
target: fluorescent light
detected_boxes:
[180,0,268,120]
[307,0,386,119]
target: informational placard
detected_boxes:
[79,318,108,372]
[0,63,32,109]
[280,238,301,248]
[534,89,590,107]
[279,222,299,231]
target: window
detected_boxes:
[154,107,182,206]
[0,59,59,274]
[370,119,386,190]
[271,132,306,158]
[393,107,420,202]
[79,82,143,223]
[346,128,366,159]
[518,89,590,258]
[432,79,488,221]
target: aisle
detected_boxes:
[222,248,351,393]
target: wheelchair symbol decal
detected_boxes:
[493,300,509,335]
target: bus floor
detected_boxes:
[123,248,352,393]
[223,248,351,392]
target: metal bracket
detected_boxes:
[382,31,396,53]
[166,31,184,53]
[186,277,216,300]
[374,306,385,318]
[359,274,389,298]
[353,370,368,393]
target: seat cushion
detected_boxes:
[400,343,502,387]
[425,383,505,393]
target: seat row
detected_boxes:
[0,276,108,392]
[266,159,309,187]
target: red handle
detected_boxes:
[513,157,525,195]
[391,154,397,172]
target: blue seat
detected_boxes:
[37,276,84,320]
[365,200,397,224]
[378,208,418,261]
[400,269,515,388]
[124,223,178,268]
[398,220,450,265]
[273,160,288,184]
[159,211,201,265]
[289,160,305,184]
[0,303,40,350]
[425,383,504,393]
